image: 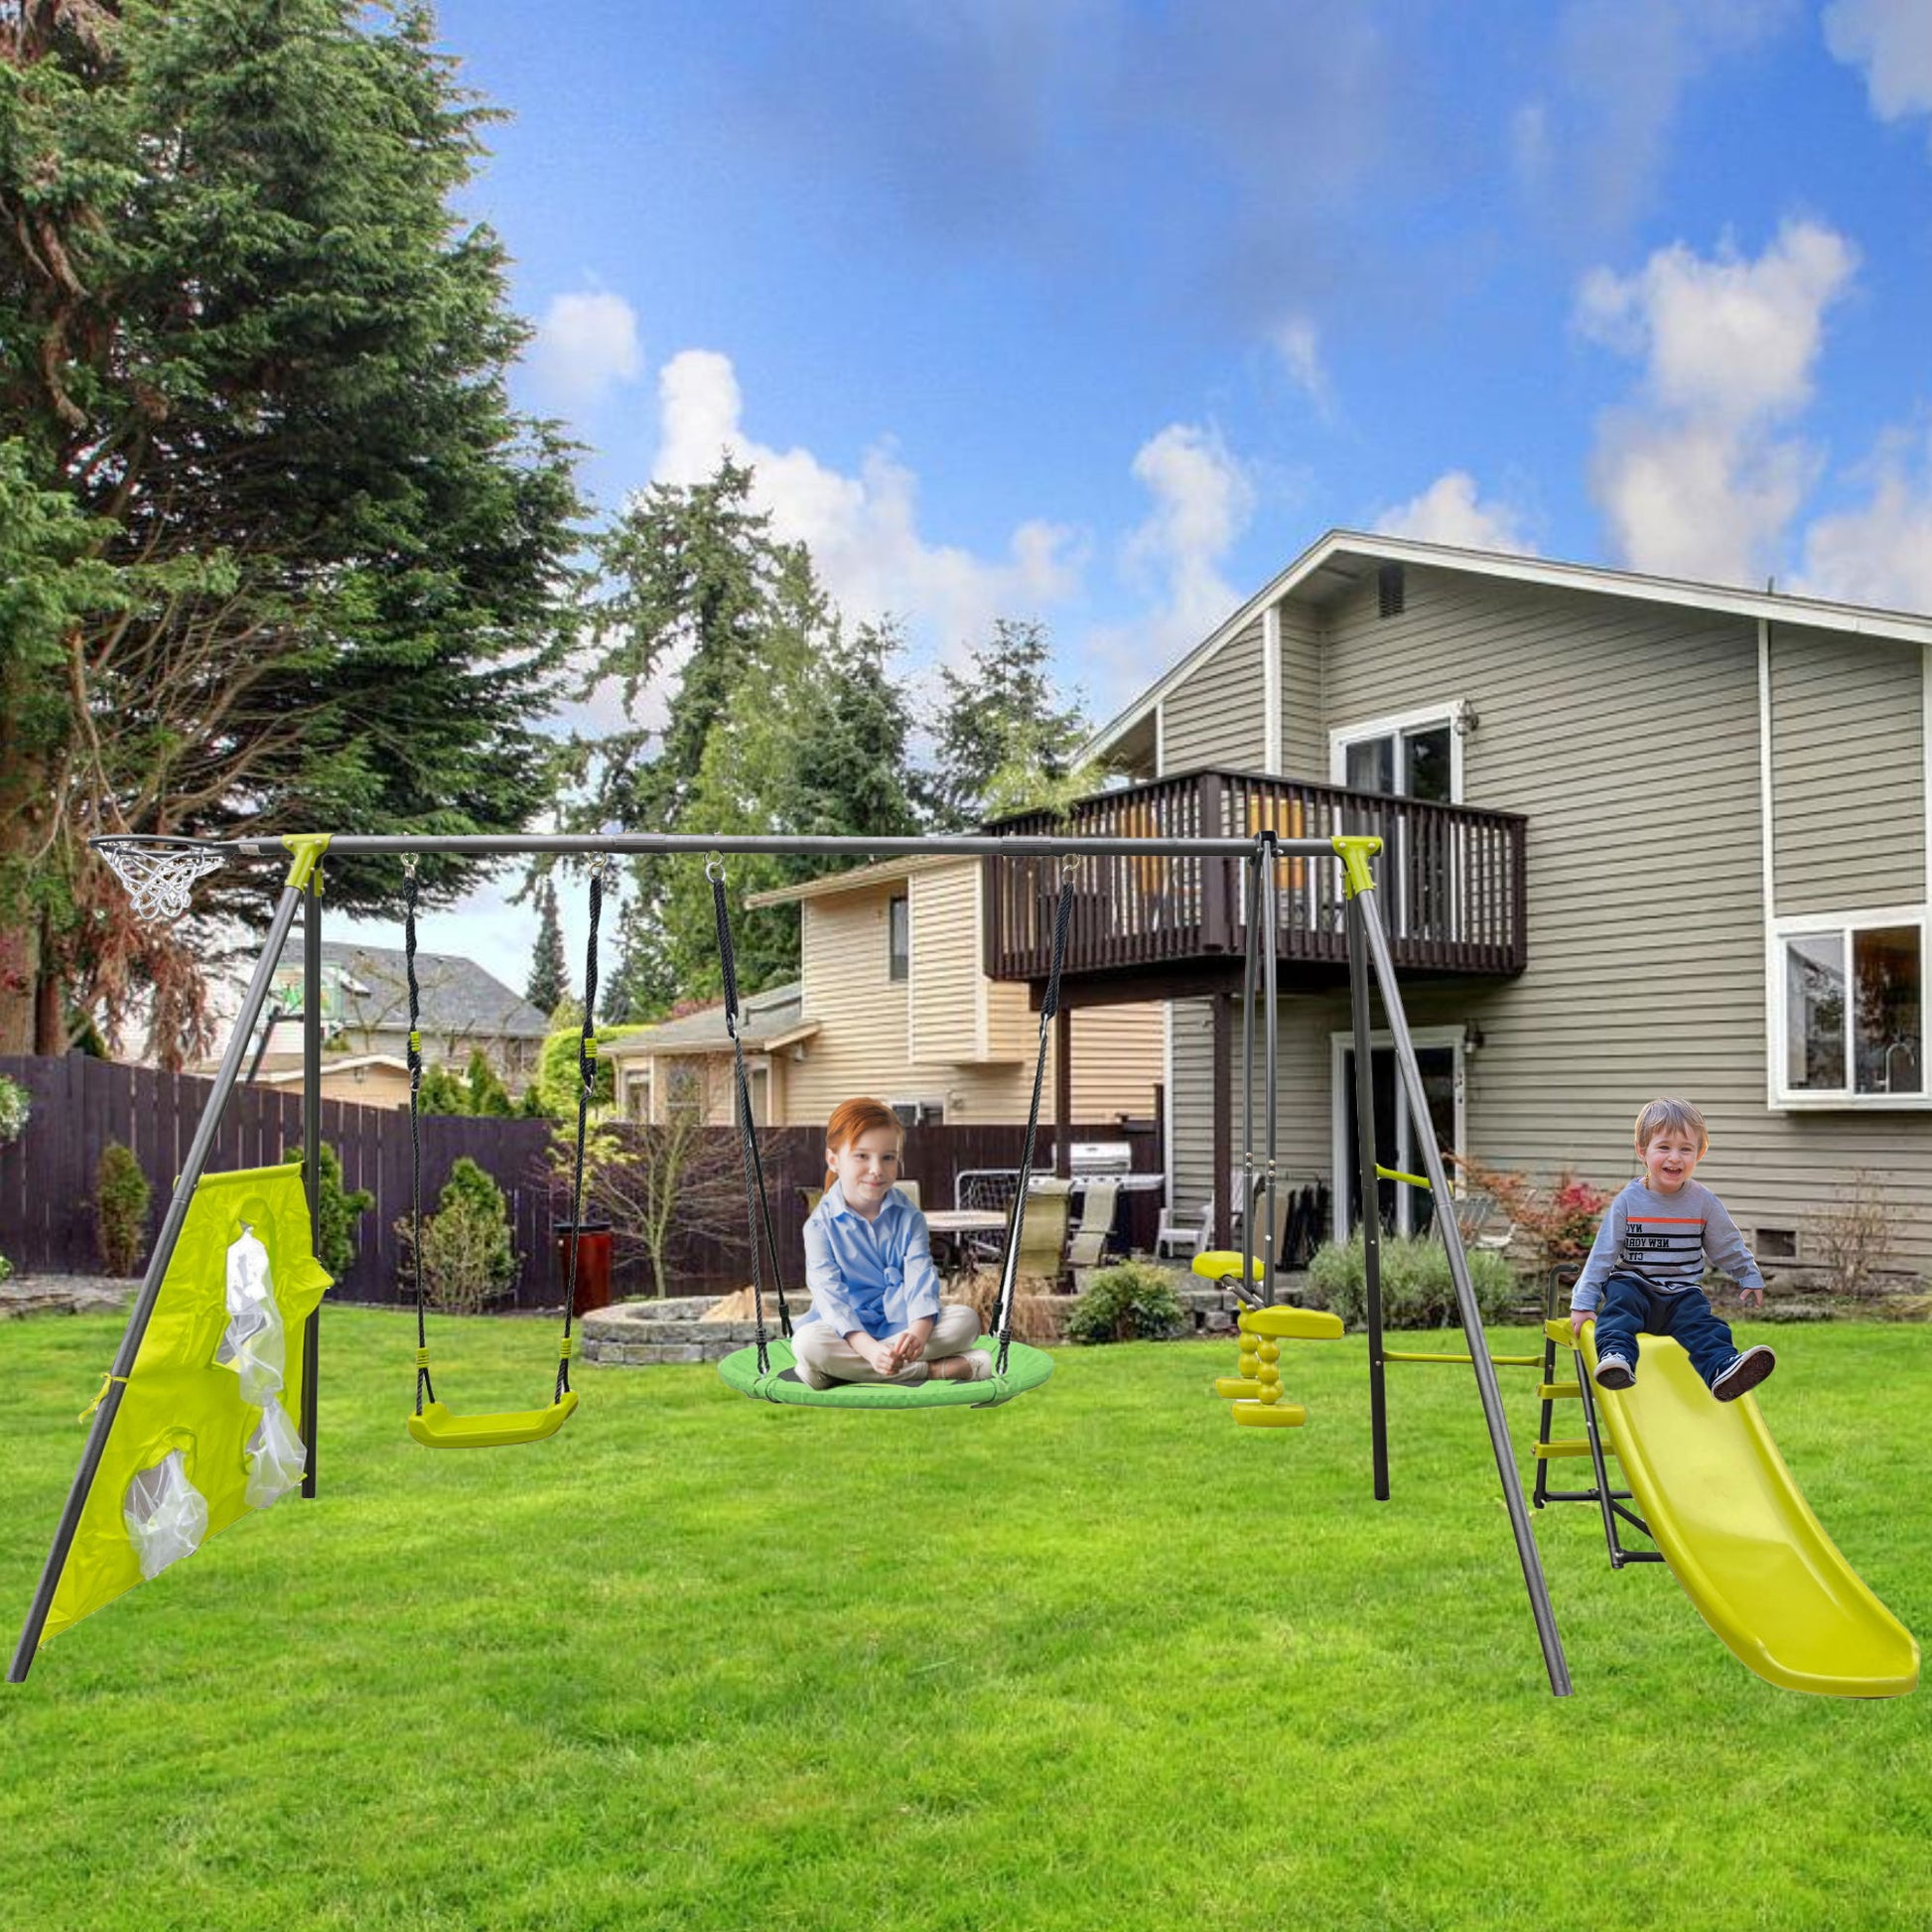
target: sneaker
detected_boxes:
[1712,1345,1776,1403]
[1593,1353,1636,1391]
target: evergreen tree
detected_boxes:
[524,878,568,1016]
[926,621,1099,831]
[0,1,585,1059]
[584,464,825,1020]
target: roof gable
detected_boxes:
[1083,528,1932,761]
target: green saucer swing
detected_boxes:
[706,854,1073,1415]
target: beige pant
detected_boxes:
[791,1304,982,1389]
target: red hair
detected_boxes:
[824,1096,902,1190]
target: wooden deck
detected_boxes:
[983,767,1527,999]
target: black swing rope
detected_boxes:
[709,858,794,1375]
[404,855,603,1417]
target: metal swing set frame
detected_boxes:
[10,826,1573,1697]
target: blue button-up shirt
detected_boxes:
[798,1181,943,1340]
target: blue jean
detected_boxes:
[1591,1273,1740,1390]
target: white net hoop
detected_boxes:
[95,839,229,923]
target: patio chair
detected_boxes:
[1155,1200,1202,1259]
[1065,1179,1120,1271]
[1013,1180,1073,1288]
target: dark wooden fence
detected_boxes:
[0,1056,1161,1304]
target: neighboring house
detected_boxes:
[602,854,1164,1131]
[982,528,1932,1271]
[211,939,550,1101]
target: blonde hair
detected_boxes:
[824,1096,902,1191]
[1633,1096,1708,1157]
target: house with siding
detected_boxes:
[981,528,1932,1272]
[604,854,1164,1134]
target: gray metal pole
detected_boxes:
[1238,852,1258,1301]
[1354,885,1573,1698]
[221,832,1336,862]
[9,880,309,1683]
[301,872,323,1500]
[1348,893,1391,1502]
[1260,836,1279,1306]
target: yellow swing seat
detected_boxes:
[407,1391,579,1449]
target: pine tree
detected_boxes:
[524,878,568,1016]
[0,1,585,1059]
[926,620,1098,831]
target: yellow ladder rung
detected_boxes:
[1540,1382,1583,1401]
[1384,1350,1544,1367]
[1535,1439,1618,1459]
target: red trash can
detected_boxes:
[554,1220,614,1314]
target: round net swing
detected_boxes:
[91,835,229,922]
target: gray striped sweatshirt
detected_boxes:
[1569,1177,1765,1311]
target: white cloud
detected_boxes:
[525,290,644,411]
[1374,473,1538,554]
[1797,429,1932,612]
[1824,0,1932,141]
[1121,422,1256,648]
[1577,221,1858,583]
[651,347,1083,652]
[1272,315,1336,420]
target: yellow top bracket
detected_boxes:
[281,833,333,895]
[1331,834,1382,900]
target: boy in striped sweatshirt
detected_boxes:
[1568,1097,1776,1402]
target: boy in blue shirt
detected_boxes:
[1569,1096,1775,1401]
[791,1096,991,1390]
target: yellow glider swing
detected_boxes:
[401,857,611,1448]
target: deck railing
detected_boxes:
[984,768,1527,982]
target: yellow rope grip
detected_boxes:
[79,1372,129,1424]
[415,1347,431,1369]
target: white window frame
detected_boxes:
[1328,1026,1467,1236]
[890,1095,945,1128]
[1327,701,1469,802]
[1766,904,1930,1110]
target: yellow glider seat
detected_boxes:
[406,1392,579,1449]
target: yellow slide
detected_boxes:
[1551,1319,1918,1699]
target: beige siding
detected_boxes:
[774,880,1162,1129]
[908,864,980,1061]
[1067,1003,1165,1118]
[1770,624,1925,914]
[1278,599,1325,779]
[1167,562,1932,1264]
[1162,616,1266,771]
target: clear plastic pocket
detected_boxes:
[245,1401,307,1510]
[124,1449,209,1581]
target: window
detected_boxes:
[1776,917,1923,1102]
[888,895,909,982]
[892,1098,944,1127]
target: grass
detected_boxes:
[2,1308,1927,1931]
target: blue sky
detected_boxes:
[333,0,1932,1000]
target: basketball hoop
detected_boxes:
[91,835,230,923]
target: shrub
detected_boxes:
[1811,1171,1889,1301]
[1063,1261,1186,1344]
[95,1142,152,1277]
[1453,1155,1612,1267]
[397,1157,517,1314]
[282,1142,375,1282]
[1305,1231,1518,1331]
[0,1073,31,1144]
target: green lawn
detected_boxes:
[2,1309,1926,1932]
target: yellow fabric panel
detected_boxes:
[41,1164,333,1651]
[1243,793,1308,891]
